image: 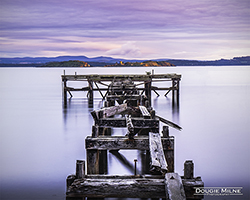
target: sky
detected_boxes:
[0,0,249,60]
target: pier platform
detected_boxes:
[62,73,181,106]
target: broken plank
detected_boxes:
[149,132,168,173]
[139,106,151,118]
[92,103,128,119]
[156,115,182,131]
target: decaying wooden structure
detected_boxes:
[66,73,204,199]
[61,72,181,106]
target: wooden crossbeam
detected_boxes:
[66,174,203,199]
[62,74,182,82]
[67,175,166,198]
[85,136,174,150]
[96,118,159,129]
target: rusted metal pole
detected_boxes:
[134,159,137,175]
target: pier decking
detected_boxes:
[61,72,181,106]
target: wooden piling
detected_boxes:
[144,80,152,106]
[162,126,169,138]
[162,126,174,172]
[63,78,67,103]
[184,160,194,179]
[76,160,85,179]
[88,80,93,107]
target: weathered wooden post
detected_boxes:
[172,79,176,105]
[144,80,151,106]
[66,175,76,191]
[63,78,67,104]
[87,125,108,175]
[162,126,174,172]
[176,79,180,105]
[88,79,93,107]
[76,160,85,179]
[162,125,169,138]
[184,160,194,179]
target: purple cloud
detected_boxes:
[0,0,249,59]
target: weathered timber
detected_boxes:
[149,132,168,173]
[86,149,99,174]
[184,160,194,179]
[66,174,204,199]
[139,105,151,118]
[62,74,181,82]
[96,117,159,130]
[91,103,128,120]
[85,136,174,151]
[144,80,152,105]
[62,73,181,107]
[76,160,85,179]
[67,175,166,198]
[162,125,170,138]
[125,115,135,139]
[165,173,186,200]
[156,115,182,131]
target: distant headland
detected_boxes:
[104,60,175,67]
[0,56,249,67]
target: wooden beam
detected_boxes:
[149,132,168,173]
[92,103,128,120]
[96,118,159,129]
[62,74,182,82]
[85,136,174,151]
[67,175,166,198]
[66,174,204,199]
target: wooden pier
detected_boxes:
[66,73,204,199]
[61,72,181,107]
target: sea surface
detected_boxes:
[0,66,249,200]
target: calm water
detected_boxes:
[0,66,249,200]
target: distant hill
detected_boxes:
[166,56,250,66]
[41,60,91,67]
[0,55,249,66]
[105,60,175,67]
